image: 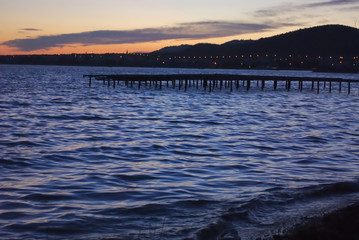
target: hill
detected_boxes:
[155,25,359,57]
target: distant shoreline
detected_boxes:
[1,61,358,74]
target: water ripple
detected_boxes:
[1,65,359,239]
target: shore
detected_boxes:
[273,202,359,240]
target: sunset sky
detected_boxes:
[1,0,359,55]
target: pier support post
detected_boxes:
[339,80,342,92]
[89,77,92,87]
[113,79,116,88]
[329,81,332,93]
[274,80,278,90]
[317,81,320,94]
[312,80,314,90]
[261,80,265,90]
[348,81,351,94]
[288,80,291,91]
[247,80,251,91]
[108,79,110,87]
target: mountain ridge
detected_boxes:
[154,24,359,57]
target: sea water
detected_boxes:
[1,65,359,240]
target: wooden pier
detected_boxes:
[83,74,358,94]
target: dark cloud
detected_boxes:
[19,28,42,31]
[256,0,359,17]
[305,0,359,7]
[2,21,286,51]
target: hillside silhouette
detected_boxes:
[156,24,359,57]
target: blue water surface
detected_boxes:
[1,65,359,240]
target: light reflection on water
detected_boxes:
[0,65,359,239]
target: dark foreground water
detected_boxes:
[1,65,359,240]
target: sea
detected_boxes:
[1,64,359,240]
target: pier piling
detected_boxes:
[83,74,357,94]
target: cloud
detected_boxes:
[19,28,42,31]
[305,0,359,7]
[256,0,359,18]
[17,28,42,34]
[2,21,287,51]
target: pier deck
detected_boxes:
[83,74,359,94]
